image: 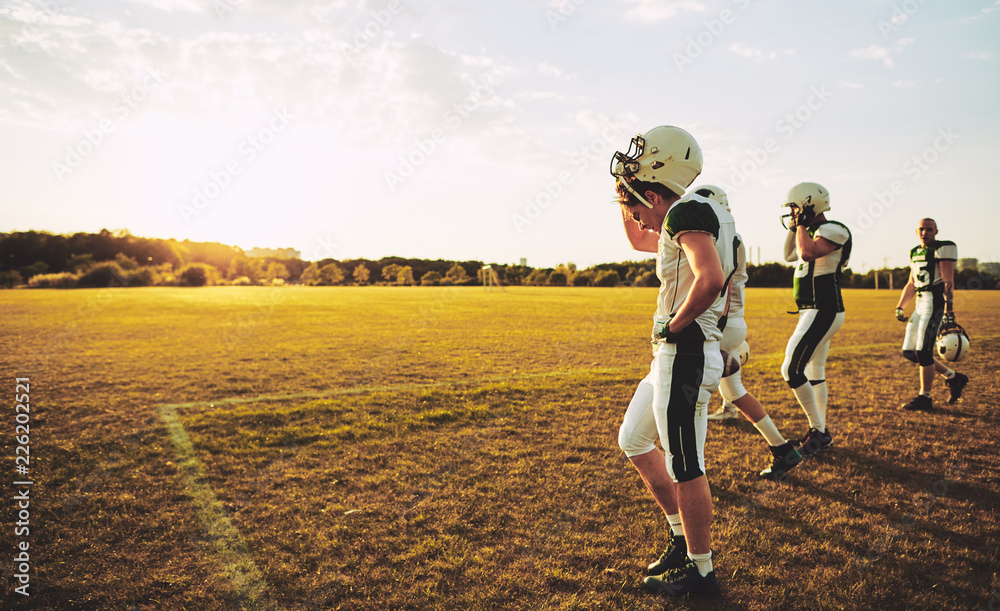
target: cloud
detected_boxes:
[849,44,894,68]
[620,0,706,22]
[967,51,995,60]
[728,43,795,61]
[892,80,916,88]
[121,0,205,13]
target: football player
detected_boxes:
[693,185,803,481]
[612,126,730,597]
[780,183,852,458]
[895,218,969,410]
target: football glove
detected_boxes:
[895,307,908,322]
[651,317,682,343]
[941,313,957,328]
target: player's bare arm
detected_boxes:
[795,230,839,262]
[897,272,916,311]
[668,231,725,332]
[783,229,798,262]
[620,203,659,253]
[940,259,955,314]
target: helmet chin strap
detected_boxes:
[620,179,654,209]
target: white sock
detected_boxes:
[811,381,828,429]
[688,551,713,576]
[792,382,823,431]
[667,513,684,537]
[752,415,786,446]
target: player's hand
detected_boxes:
[651,317,681,343]
[941,313,957,328]
[895,307,908,322]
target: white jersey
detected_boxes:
[729,236,747,319]
[653,193,739,344]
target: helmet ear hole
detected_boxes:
[651,161,665,170]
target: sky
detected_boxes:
[1,0,998,271]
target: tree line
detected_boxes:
[0,230,996,290]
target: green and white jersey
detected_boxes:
[729,235,747,319]
[792,220,852,312]
[910,240,957,294]
[654,193,739,343]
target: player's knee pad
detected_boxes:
[719,374,746,403]
[618,420,656,457]
[805,362,826,381]
[917,347,935,367]
[902,350,918,364]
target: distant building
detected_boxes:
[957,258,978,272]
[247,247,301,259]
[980,262,1000,277]
[519,258,527,267]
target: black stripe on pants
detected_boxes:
[667,351,706,483]
[784,309,839,388]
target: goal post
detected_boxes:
[482,265,505,292]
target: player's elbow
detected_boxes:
[701,271,725,297]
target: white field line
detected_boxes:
[158,404,278,611]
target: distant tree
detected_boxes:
[178,263,219,287]
[27,272,78,288]
[746,263,794,287]
[421,270,442,286]
[526,269,550,286]
[397,266,415,286]
[548,271,568,286]
[114,252,138,270]
[320,262,345,285]
[66,253,94,273]
[445,263,471,285]
[595,270,620,287]
[78,262,127,288]
[353,263,371,285]
[265,262,289,282]
[572,271,595,286]
[228,257,253,281]
[18,261,49,281]
[382,263,403,283]
[0,270,24,288]
[635,271,659,287]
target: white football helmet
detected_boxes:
[692,184,729,211]
[782,182,830,229]
[611,126,703,208]
[737,340,750,366]
[936,325,971,363]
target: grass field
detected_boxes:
[1,286,998,610]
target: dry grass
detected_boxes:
[0,286,997,610]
